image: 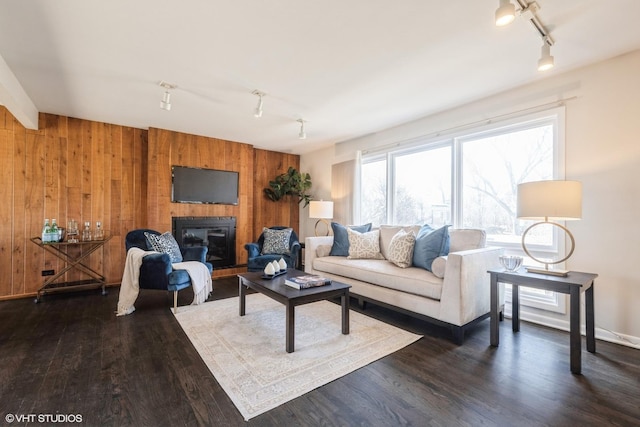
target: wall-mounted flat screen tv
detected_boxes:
[171,165,239,205]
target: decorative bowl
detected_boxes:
[499,255,523,272]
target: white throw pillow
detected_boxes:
[347,228,384,260]
[316,244,332,258]
[386,229,416,268]
[431,256,447,278]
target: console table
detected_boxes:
[30,236,112,302]
[488,268,598,374]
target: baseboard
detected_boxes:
[213,266,247,278]
[503,309,640,350]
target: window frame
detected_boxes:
[358,107,567,313]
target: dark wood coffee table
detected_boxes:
[238,270,351,353]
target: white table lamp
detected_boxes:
[517,180,582,276]
[309,200,334,236]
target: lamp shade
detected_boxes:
[517,180,582,220]
[309,200,334,219]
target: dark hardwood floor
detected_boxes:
[1,277,639,427]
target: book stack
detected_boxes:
[284,275,332,289]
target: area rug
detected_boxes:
[172,293,422,420]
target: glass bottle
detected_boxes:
[51,219,60,242]
[82,221,92,241]
[67,219,78,243]
[95,221,104,240]
[42,219,50,242]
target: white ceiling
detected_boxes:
[1,0,640,154]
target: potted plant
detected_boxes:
[264,167,312,207]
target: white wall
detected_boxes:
[300,145,335,239]
[300,49,640,348]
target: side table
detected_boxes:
[489,268,598,374]
[31,236,113,302]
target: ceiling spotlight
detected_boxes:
[297,119,306,139]
[538,41,554,71]
[252,90,265,118]
[160,91,171,111]
[159,81,176,111]
[495,0,516,26]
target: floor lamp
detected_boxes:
[517,180,582,276]
[309,200,334,236]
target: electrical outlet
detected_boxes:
[41,269,55,276]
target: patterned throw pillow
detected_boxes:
[329,222,372,256]
[346,228,384,260]
[144,231,183,263]
[387,229,416,268]
[261,227,293,255]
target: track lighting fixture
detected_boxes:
[252,90,265,118]
[538,40,554,71]
[159,81,176,111]
[495,0,516,27]
[297,119,306,140]
[493,1,555,72]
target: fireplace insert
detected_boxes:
[172,216,236,269]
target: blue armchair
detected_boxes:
[245,226,301,272]
[125,229,214,313]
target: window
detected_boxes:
[361,144,452,227]
[360,157,387,227]
[459,121,554,248]
[359,108,566,312]
[394,145,452,226]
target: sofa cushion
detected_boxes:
[261,227,292,255]
[412,225,450,271]
[379,225,421,259]
[145,231,183,263]
[347,228,384,260]
[313,256,443,300]
[449,229,486,252]
[386,228,416,268]
[329,222,372,256]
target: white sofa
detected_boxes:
[305,227,503,343]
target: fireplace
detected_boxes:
[172,216,236,269]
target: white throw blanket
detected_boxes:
[116,247,213,316]
[172,261,213,305]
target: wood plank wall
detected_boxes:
[0,108,301,299]
[252,149,301,241]
[145,131,303,276]
[145,128,255,273]
[0,108,147,298]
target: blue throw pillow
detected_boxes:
[329,222,372,256]
[412,225,450,271]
